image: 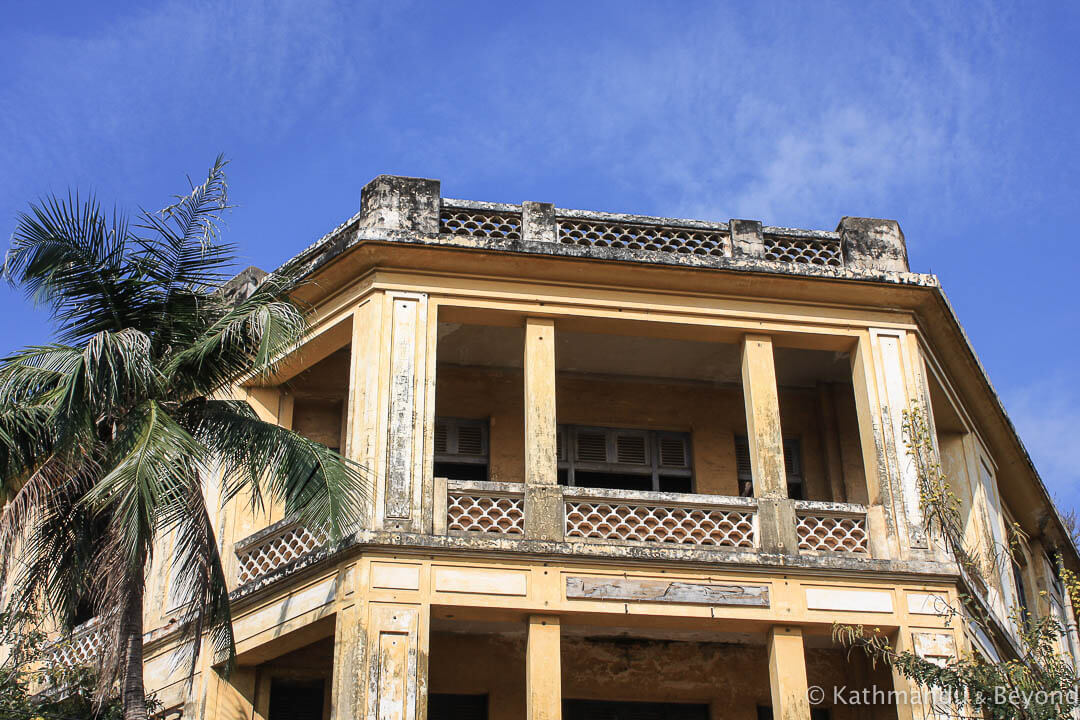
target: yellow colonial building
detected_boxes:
[76,176,1078,719]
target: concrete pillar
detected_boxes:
[381,293,430,533]
[346,297,385,529]
[741,335,798,555]
[888,630,917,720]
[837,217,909,273]
[527,615,562,720]
[524,317,562,541]
[200,665,260,720]
[359,604,427,720]
[850,335,897,560]
[730,219,764,258]
[359,175,441,234]
[767,626,811,720]
[330,602,361,720]
[741,335,787,499]
[523,202,557,243]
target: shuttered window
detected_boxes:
[557,425,692,493]
[734,436,805,499]
[434,417,489,481]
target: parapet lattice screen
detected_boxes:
[558,220,727,257]
[795,513,869,553]
[447,492,524,535]
[440,210,522,240]
[764,236,843,267]
[565,501,755,547]
[236,524,331,585]
[47,624,105,667]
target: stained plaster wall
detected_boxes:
[435,366,867,503]
[427,631,895,720]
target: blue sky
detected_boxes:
[1,1,1077,515]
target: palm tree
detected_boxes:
[0,156,367,720]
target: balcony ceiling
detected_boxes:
[437,323,851,387]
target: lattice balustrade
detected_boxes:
[564,501,755,547]
[236,523,331,585]
[45,622,105,668]
[558,220,727,257]
[440,209,522,240]
[447,492,524,535]
[764,235,843,267]
[796,512,869,553]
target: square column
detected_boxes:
[354,603,428,720]
[740,334,787,498]
[741,335,798,554]
[768,626,811,720]
[524,317,562,540]
[527,615,562,720]
[346,296,386,529]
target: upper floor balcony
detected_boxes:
[232,301,936,592]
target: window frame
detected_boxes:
[557,424,693,492]
[434,416,490,466]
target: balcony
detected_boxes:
[234,481,873,588]
[230,308,889,589]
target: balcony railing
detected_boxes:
[234,521,331,585]
[232,483,876,587]
[793,500,870,554]
[438,200,853,270]
[443,479,525,535]
[43,617,105,668]
[563,486,757,548]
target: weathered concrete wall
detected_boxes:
[294,399,345,450]
[435,366,865,502]
[428,631,895,720]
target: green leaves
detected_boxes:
[85,401,206,567]
[0,156,371,711]
[5,192,139,344]
[834,404,1080,720]
[186,399,368,538]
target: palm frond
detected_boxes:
[158,474,235,679]
[8,468,103,631]
[0,344,83,406]
[83,402,207,569]
[182,399,368,538]
[134,155,235,349]
[4,192,143,343]
[164,272,306,398]
[0,403,53,484]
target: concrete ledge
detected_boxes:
[286,224,939,292]
[227,528,962,609]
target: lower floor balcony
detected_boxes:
[201,550,963,720]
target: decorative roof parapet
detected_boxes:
[355,174,909,273]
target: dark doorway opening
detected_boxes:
[564,700,709,720]
[429,693,489,720]
[268,678,325,720]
